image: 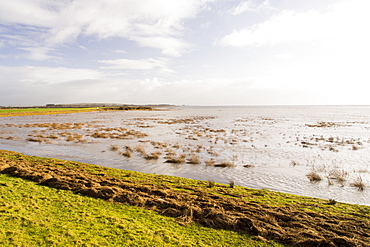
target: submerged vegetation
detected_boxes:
[0,150,369,246]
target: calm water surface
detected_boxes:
[1,105,370,205]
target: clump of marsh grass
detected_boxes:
[327,169,348,185]
[229,180,235,188]
[26,138,43,143]
[207,180,215,188]
[66,136,77,142]
[135,145,147,155]
[306,171,322,182]
[207,149,219,156]
[165,154,186,163]
[47,134,59,139]
[109,145,119,151]
[187,155,201,164]
[214,161,235,168]
[352,145,359,150]
[122,150,132,158]
[290,160,299,166]
[143,152,161,160]
[351,176,365,191]
[205,159,215,166]
[327,199,337,205]
[172,143,181,149]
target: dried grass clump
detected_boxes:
[135,145,147,155]
[290,160,298,166]
[109,145,119,151]
[214,161,235,168]
[229,180,235,188]
[66,136,77,142]
[187,155,201,164]
[352,145,359,151]
[207,180,215,188]
[165,148,177,156]
[172,143,180,149]
[205,159,215,166]
[207,149,219,156]
[351,176,365,191]
[47,134,59,139]
[327,199,337,205]
[165,154,186,163]
[122,150,132,158]
[327,169,348,183]
[306,171,322,182]
[91,132,109,139]
[144,152,161,160]
[26,138,43,142]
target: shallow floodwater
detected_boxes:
[1,106,370,205]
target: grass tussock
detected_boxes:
[207,180,216,188]
[165,154,186,164]
[205,159,215,166]
[187,155,201,164]
[214,161,235,168]
[229,180,235,188]
[351,176,365,191]
[26,138,43,143]
[306,171,322,182]
[327,169,348,184]
[143,152,161,160]
[121,150,132,158]
[135,145,147,155]
[109,145,119,151]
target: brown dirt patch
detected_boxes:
[1,150,369,246]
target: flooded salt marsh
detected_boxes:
[1,105,370,205]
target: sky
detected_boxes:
[0,0,369,106]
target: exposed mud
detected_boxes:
[1,150,369,247]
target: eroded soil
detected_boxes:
[1,150,369,247]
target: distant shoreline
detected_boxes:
[0,106,157,118]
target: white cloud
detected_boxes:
[219,10,324,47]
[0,65,103,84]
[0,0,60,27]
[99,58,175,74]
[131,36,192,57]
[219,0,370,47]
[0,65,109,105]
[216,0,370,104]
[229,0,272,15]
[274,53,293,60]
[20,47,59,61]
[0,0,212,59]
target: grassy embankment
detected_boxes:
[0,106,153,118]
[1,150,369,246]
[0,108,98,118]
[0,150,279,247]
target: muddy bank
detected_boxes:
[0,150,369,247]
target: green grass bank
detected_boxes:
[0,150,369,246]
